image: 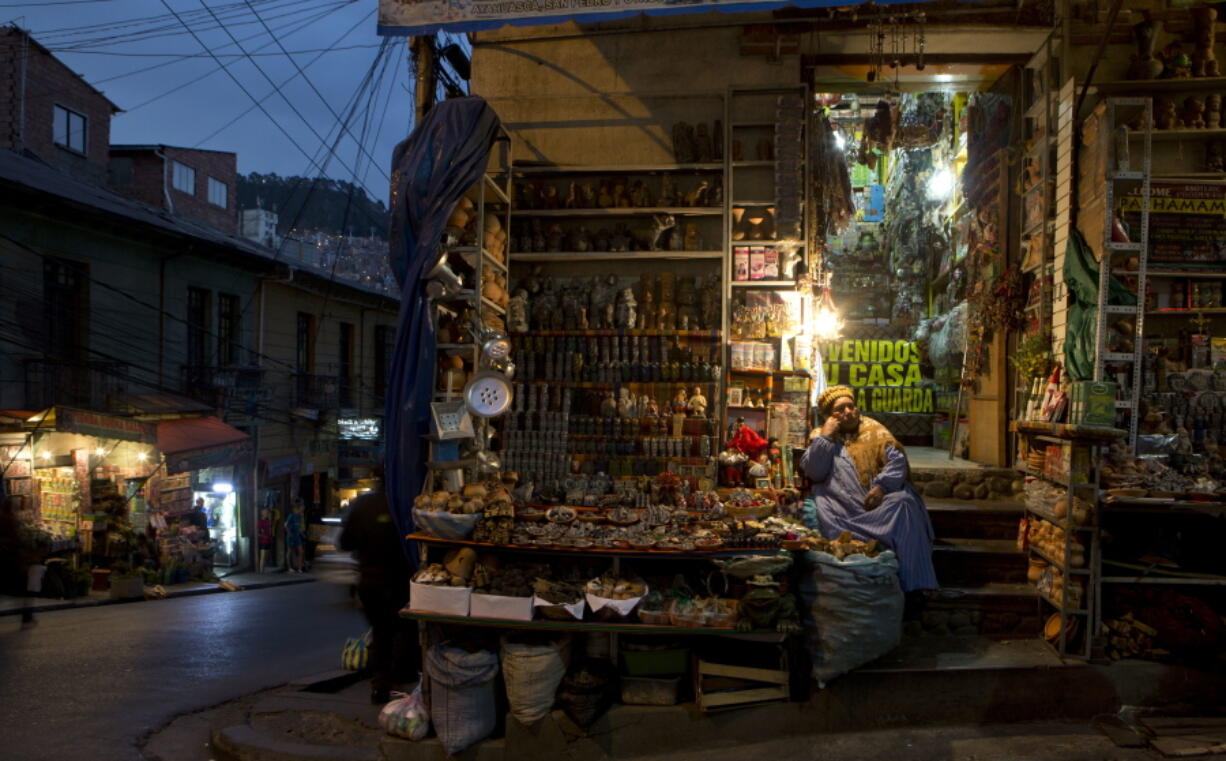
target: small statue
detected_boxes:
[657,298,675,331]
[672,122,696,163]
[700,272,720,330]
[1191,6,1219,78]
[531,218,546,252]
[507,289,529,333]
[1156,96,1179,130]
[560,287,583,328]
[694,123,714,163]
[630,180,652,208]
[659,175,676,207]
[683,223,701,251]
[632,213,676,251]
[645,395,660,418]
[637,288,657,330]
[600,391,618,418]
[612,181,629,208]
[736,576,800,634]
[671,386,688,414]
[518,181,538,210]
[545,222,564,252]
[684,180,709,207]
[1128,14,1165,80]
[708,183,723,207]
[1184,96,1207,129]
[747,453,770,480]
[540,184,560,210]
[1207,95,1222,129]
[580,183,597,208]
[609,224,630,253]
[1207,141,1225,173]
[574,225,592,253]
[718,447,747,486]
[597,180,614,208]
[615,287,637,330]
[563,182,579,209]
[530,277,556,331]
[618,387,637,418]
[637,394,652,419]
[1162,42,1192,78]
[599,274,618,328]
[686,386,707,418]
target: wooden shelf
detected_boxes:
[514,163,724,174]
[1094,76,1226,94]
[1114,270,1226,279]
[1026,505,1094,532]
[1146,308,1226,315]
[1131,127,1226,141]
[512,207,721,217]
[731,280,796,288]
[509,330,720,338]
[731,240,800,246]
[407,533,789,559]
[731,161,777,168]
[1012,420,1126,440]
[401,610,785,638]
[510,251,723,262]
[1029,544,1092,576]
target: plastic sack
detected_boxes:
[501,634,571,726]
[798,549,904,687]
[425,644,499,755]
[412,508,482,540]
[379,683,430,741]
[341,630,372,671]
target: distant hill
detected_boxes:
[238,173,389,239]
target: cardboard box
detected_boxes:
[733,248,749,281]
[749,249,765,280]
[409,582,471,616]
[762,248,779,279]
[469,593,533,621]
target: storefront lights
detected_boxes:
[40,450,52,461]
[927,168,955,200]
[137,452,148,461]
[813,286,844,342]
[94,447,106,457]
[212,482,234,494]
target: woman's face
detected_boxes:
[830,396,861,432]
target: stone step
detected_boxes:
[912,466,1024,501]
[926,499,1025,541]
[919,583,1043,639]
[933,538,1027,586]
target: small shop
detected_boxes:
[368,0,1226,752]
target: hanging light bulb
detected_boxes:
[813,284,843,341]
[927,167,955,200]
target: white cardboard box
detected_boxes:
[470,593,534,621]
[409,582,471,616]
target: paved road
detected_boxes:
[0,578,365,761]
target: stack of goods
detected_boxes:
[1100,614,1165,661]
[1024,478,1093,525]
[1022,518,1087,608]
[1101,441,1221,500]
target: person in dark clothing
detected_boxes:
[339,481,417,704]
[1,496,38,627]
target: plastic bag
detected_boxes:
[379,683,430,740]
[412,508,482,539]
[426,644,499,755]
[798,549,903,687]
[341,630,372,671]
[501,634,571,726]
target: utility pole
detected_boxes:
[410,36,436,127]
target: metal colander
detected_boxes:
[463,371,513,417]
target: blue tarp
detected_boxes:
[384,97,503,566]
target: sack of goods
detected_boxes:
[425,644,500,755]
[341,632,371,671]
[501,633,572,726]
[798,547,904,686]
[378,683,431,741]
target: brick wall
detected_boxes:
[0,27,115,185]
[109,146,238,234]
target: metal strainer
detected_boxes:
[463,371,513,417]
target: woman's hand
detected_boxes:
[863,486,885,510]
[819,415,841,437]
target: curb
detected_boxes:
[0,575,316,617]
[212,724,379,761]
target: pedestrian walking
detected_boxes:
[256,508,273,573]
[285,499,306,573]
[0,495,41,628]
[339,471,416,704]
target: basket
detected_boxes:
[725,503,775,521]
[706,599,740,629]
[413,508,481,540]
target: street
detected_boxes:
[0,579,365,761]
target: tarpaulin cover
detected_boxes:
[1062,229,1136,382]
[384,97,503,567]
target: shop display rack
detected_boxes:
[401,611,784,638]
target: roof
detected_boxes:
[2,26,121,113]
[110,144,237,158]
[0,148,398,306]
[156,416,249,455]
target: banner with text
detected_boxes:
[821,339,934,415]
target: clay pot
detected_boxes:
[1028,557,1049,584]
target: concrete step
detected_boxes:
[933,538,1027,586]
[920,583,1043,638]
[927,499,1025,541]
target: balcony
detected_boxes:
[293,373,340,411]
[182,365,267,413]
[24,358,130,411]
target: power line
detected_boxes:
[50,43,380,57]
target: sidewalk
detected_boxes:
[0,570,317,617]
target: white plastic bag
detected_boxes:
[378,683,430,741]
[501,635,571,726]
[799,549,904,687]
[412,508,482,539]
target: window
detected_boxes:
[172,161,196,194]
[296,313,316,373]
[207,177,228,208]
[52,105,87,154]
[373,324,393,399]
[187,287,211,368]
[217,293,240,366]
[43,257,88,359]
[338,322,354,408]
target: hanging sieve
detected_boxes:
[463,371,513,418]
[430,400,475,440]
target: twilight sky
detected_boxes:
[7,0,413,203]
